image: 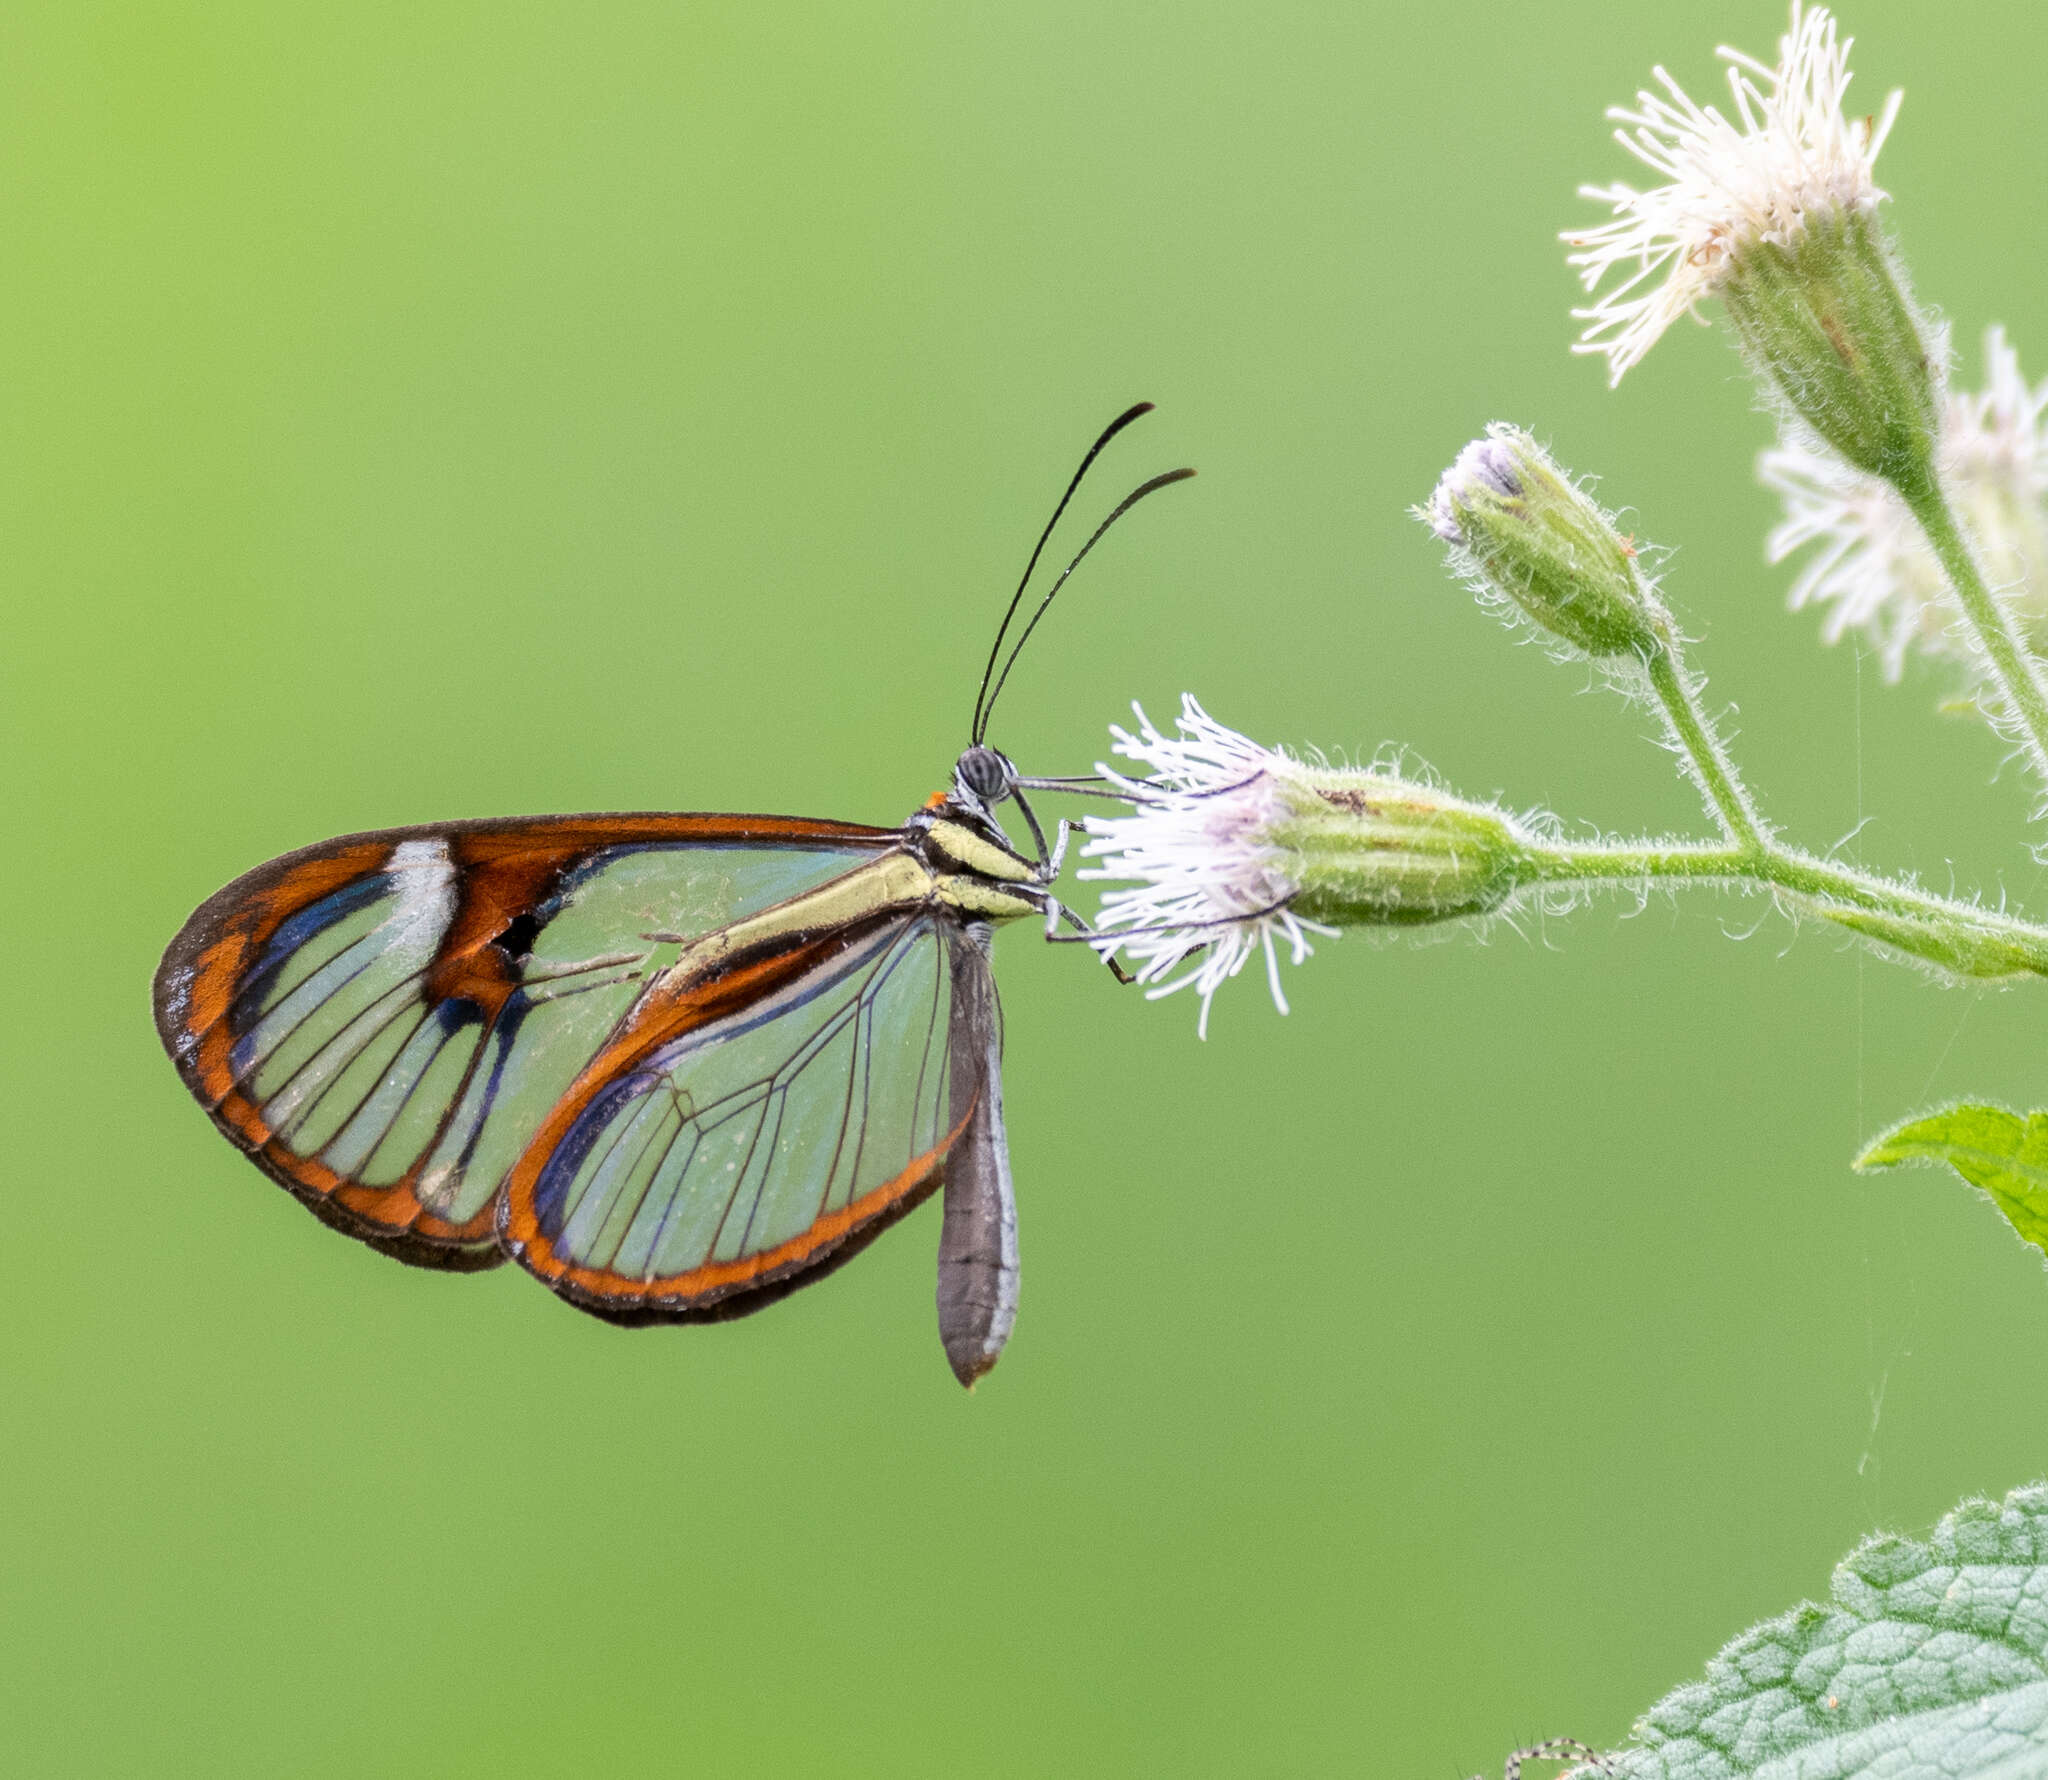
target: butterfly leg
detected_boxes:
[1042,816,1073,880]
[1477,1738,1605,1780]
[1023,887,1134,985]
[1009,785,1053,871]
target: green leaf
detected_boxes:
[1854,1103,2048,1260]
[1584,1483,2048,1778]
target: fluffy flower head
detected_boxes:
[1565,3,1901,385]
[1080,698,1333,1039]
[1081,699,1535,1036]
[1763,327,2048,679]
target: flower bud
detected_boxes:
[1421,425,1659,658]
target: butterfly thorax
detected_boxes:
[904,814,1040,925]
[894,747,1044,924]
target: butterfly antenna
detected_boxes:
[972,402,1157,746]
[978,466,1196,739]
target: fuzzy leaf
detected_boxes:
[1582,1484,2048,1779]
[1854,1103,2048,1260]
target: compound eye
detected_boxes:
[957,745,1013,801]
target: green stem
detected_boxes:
[1641,638,1765,850]
[1532,835,2048,980]
[1278,762,2048,981]
[1602,596,2046,975]
[1897,466,2048,795]
[1520,594,2041,977]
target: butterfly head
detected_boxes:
[954,743,1018,809]
[943,744,1028,851]
[924,743,1043,873]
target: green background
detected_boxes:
[8,2,2048,1773]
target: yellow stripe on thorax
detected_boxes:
[933,875,1039,921]
[924,819,1037,883]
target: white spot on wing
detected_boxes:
[387,838,459,950]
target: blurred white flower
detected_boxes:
[1079,699,1334,1039]
[1762,328,2048,679]
[1564,3,1900,385]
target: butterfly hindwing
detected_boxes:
[153,813,900,1269]
[499,911,1000,1321]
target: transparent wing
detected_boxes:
[503,912,988,1318]
[154,814,896,1265]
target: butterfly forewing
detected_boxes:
[154,814,899,1268]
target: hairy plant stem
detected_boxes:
[1896,462,2048,799]
[1526,834,2048,979]
[1536,619,2048,979]
[1641,633,1766,849]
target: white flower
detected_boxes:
[1079,698,1335,1039]
[1564,2,1901,385]
[1762,328,2048,679]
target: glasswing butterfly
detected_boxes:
[153,405,1191,1387]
